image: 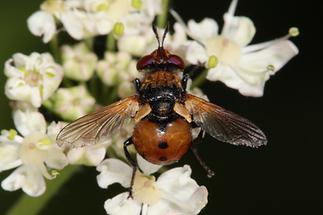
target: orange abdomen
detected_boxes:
[132,118,192,165]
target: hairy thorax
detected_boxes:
[139,71,183,118]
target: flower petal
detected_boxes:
[206,63,264,96]
[45,147,68,170]
[141,0,162,19]
[104,192,142,215]
[13,108,46,137]
[5,78,31,103]
[62,43,98,82]
[46,121,67,141]
[12,53,29,69]
[222,0,255,47]
[1,165,46,197]
[185,41,208,64]
[147,200,182,215]
[137,154,162,175]
[231,40,298,96]
[240,40,299,74]
[97,159,132,189]
[188,18,218,43]
[67,144,107,166]
[156,165,208,214]
[27,11,56,43]
[28,87,41,108]
[0,143,22,172]
[60,11,85,40]
[118,35,152,57]
[4,59,23,78]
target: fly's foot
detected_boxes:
[127,188,134,199]
[206,168,215,178]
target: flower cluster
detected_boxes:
[28,0,162,42]
[1,0,298,214]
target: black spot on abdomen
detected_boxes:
[158,141,168,149]
[159,156,167,161]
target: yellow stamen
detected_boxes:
[113,22,125,37]
[207,55,218,69]
[51,169,60,177]
[39,137,52,146]
[131,0,142,10]
[96,3,109,12]
[46,71,55,78]
[289,27,299,37]
[267,64,275,72]
[8,129,17,141]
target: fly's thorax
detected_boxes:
[140,70,182,91]
[139,70,183,104]
[150,98,175,117]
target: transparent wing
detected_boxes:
[185,94,267,147]
[56,96,139,148]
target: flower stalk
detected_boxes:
[191,69,208,89]
[157,0,170,27]
[49,35,60,63]
[106,34,116,52]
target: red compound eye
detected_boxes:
[137,50,185,71]
[137,55,155,70]
[168,55,184,69]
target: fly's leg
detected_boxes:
[191,130,215,178]
[139,203,144,215]
[123,137,137,198]
[134,78,141,93]
[181,73,189,92]
[181,65,204,94]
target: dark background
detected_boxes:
[0,0,322,214]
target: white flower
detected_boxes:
[96,51,139,98]
[118,22,189,59]
[97,155,208,215]
[27,0,73,42]
[64,0,132,39]
[27,11,56,43]
[140,0,162,19]
[4,52,63,108]
[164,23,192,60]
[61,42,98,81]
[184,0,299,97]
[67,143,109,166]
[118,27,156,57]
[28,0,162,41]
[27,0,67,43]
[48,85,96,121]
[61,8,113,40]
[0,108,68,197]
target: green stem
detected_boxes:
[90,75,99,99]
[190,69,208,89]
[100,84,110,104]
[49,35,61,63]
[106,34,116,52]
[156,0,170,28]
[84,38,93,50]
[6,166,79,215]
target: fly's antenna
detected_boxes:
[161,23,169,47]
[152,25,161,47]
